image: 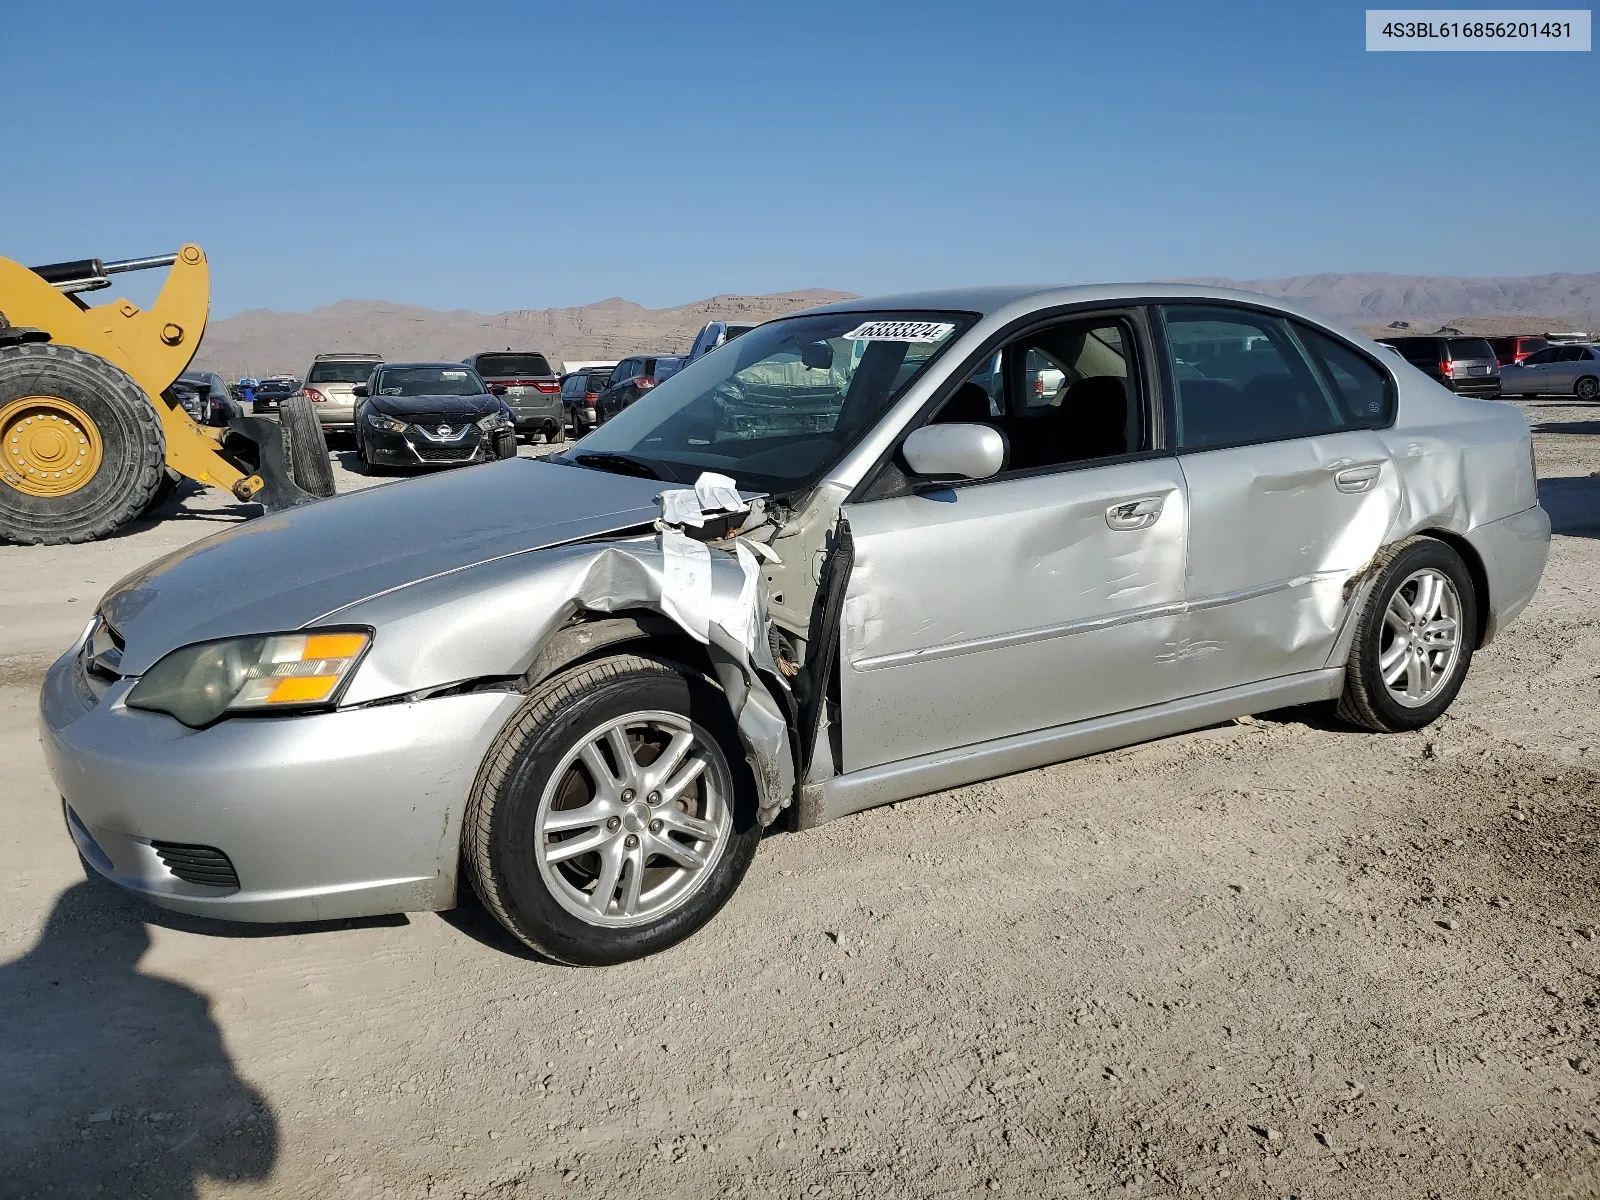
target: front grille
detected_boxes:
[151,841,240,889]
[410,440,481,463]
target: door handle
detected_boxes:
[1105,496,1164,531]
[1331,462,1383,494]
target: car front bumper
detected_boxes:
[40,650,520,922]
[363,423,500,466]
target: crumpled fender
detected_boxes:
[335,473,798,826]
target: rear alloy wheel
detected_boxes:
[1576,376,1599,402]
[464,654,761,965]
[0,344,165,544]
[1337,537,1476,732]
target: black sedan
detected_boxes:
[352,363,519,473]
[251,377,300,414]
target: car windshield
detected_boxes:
[566,311,974,492]
[308,360,380,384]
[475,354,553,377]
[376,367,488,397]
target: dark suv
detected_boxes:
[1376,336,1501,398]
[559,367,614,435]
[595,355,685,424]
[462,351,565,442]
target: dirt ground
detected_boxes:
[3,409,1600,1200]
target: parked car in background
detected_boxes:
[686,320,758,362]
[301,352,384,436]
[251,376,300,415]
[560,366,615,434]
[44,284,1549,966]
[170,370,241,426]
[1376,336,1501,398]
[1485,335,1548,367]
[462,351,566,443]
[352,362,517,472]
[595,355,686,423]
[1499,343,1600,400]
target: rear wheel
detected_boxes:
[0,344,165,544]
[463,655,762,965]
[1337,537,1476,733]
[1576,376,1599,402]
[278,395,335,498]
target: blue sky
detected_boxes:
[2,0,1595,316]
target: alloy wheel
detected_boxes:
[534,710,733,927]
[1379,567,1463,708]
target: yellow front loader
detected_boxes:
[0,244,333,544]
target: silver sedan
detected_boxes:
[42,285,1549,963]
[1498,342,1600,400]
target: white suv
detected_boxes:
[300,353,383,436]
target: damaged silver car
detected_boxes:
[41,286,1550,963]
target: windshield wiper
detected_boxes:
[570,451,675,481]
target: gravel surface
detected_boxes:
[2,407,1599,1199]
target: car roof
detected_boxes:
[797,283,1388,338]
[379,361,485,370]
[313,352,382,360]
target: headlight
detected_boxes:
[126,630,371,728]
[476,410,513,431]
[366,411,407,432]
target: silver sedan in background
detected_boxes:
[1499,342,1600,400]
[42,284,1548,964]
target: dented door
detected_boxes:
[838,459,1189,773]
[1173,429,1400,694]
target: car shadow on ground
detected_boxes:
[0,881,279,1197]
[1540,476,1600,539]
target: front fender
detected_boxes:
[335,533,797,825]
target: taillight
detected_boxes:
[301,388,326,403]
[635,377,655,390]
[584,394,597,407]
[1439,361,1454,377]
[533,381,559,394]
[1033,374,1044,395]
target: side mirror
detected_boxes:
[352,384,369,398]
[489,383,508,396]
[901,423,1006,482]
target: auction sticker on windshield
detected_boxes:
[843,320,957,342]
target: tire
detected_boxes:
[1336,536,1477,733]
[1576,376,1599,402]
[140,468,182,517]
[0,343,166,544]
[493,430,518,460]
[278,394,335,498]
[463,654,762,965]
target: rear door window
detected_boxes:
[1292,323,1395,427]
[1161,306,1348,450]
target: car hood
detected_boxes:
[99,459,666,675]
[367,392,502,417]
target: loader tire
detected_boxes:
[279,395,335,499]
[140,468,182,517]
[0,343,165,545]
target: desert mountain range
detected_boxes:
[193,272,1600,379]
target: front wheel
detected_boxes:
[463,655,761,965]
[1337,537,1477,732]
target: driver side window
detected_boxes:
[928,315,1148,475]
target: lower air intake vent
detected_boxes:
[151,841,240,889]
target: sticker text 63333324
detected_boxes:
[842,320,957,343]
